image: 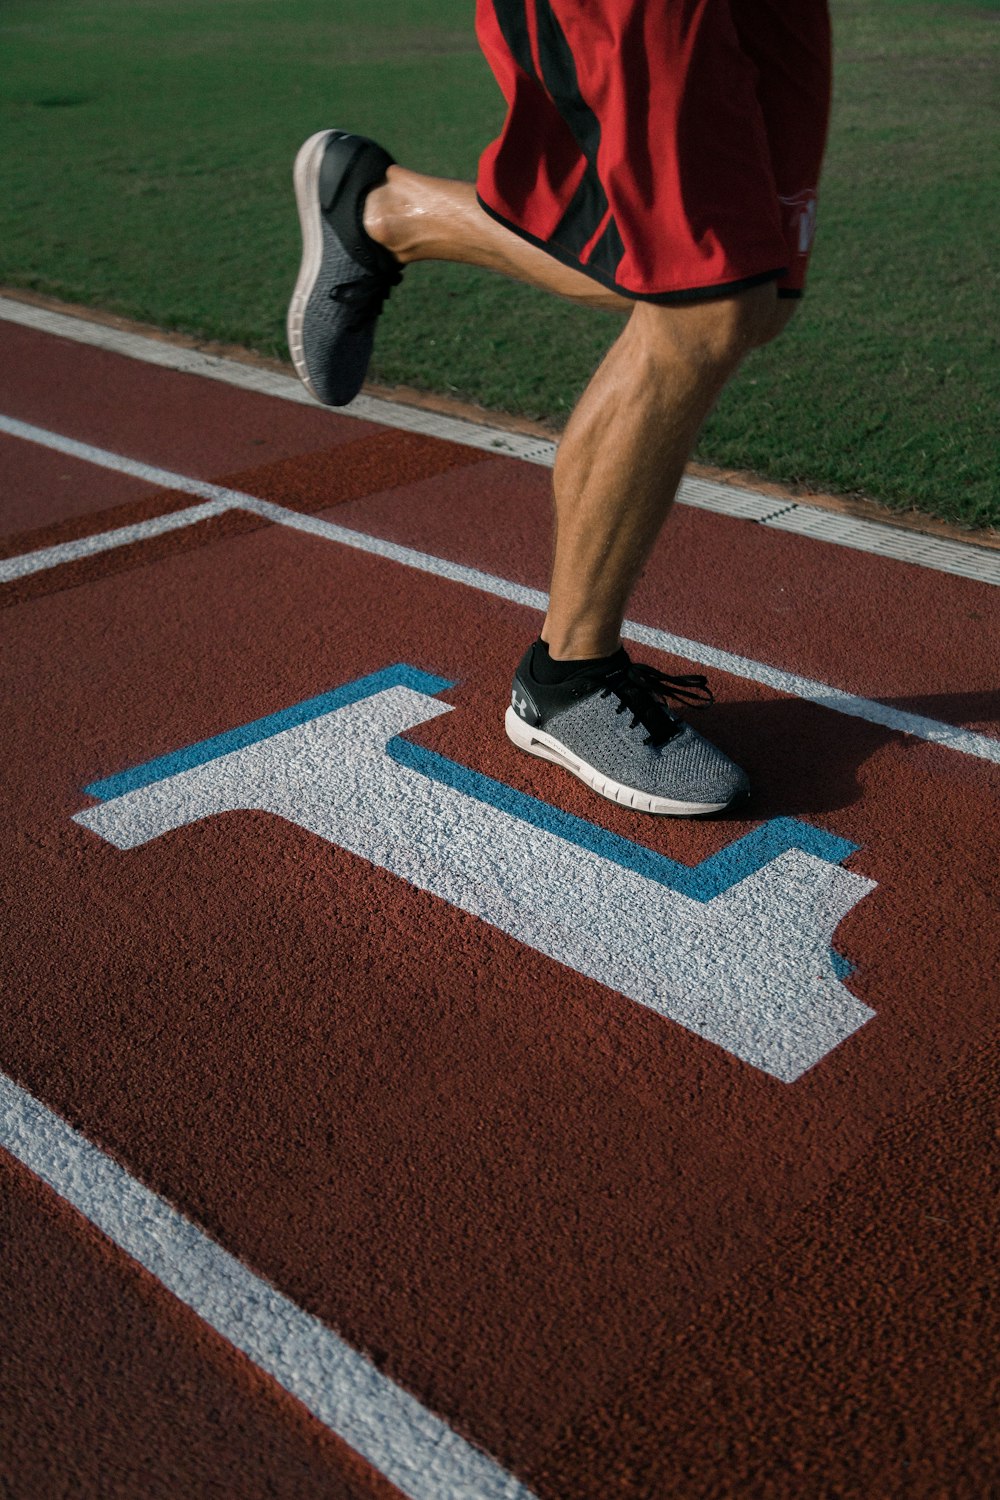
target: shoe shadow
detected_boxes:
[707,688,999,820]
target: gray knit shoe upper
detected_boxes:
[505,643,749,816]
[288,130,402,406]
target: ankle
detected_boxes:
[541,627,623,661]
[362,167,416,264]
[531,637,626,685]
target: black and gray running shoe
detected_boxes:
[505,643,749,816]
[287,129,403,406]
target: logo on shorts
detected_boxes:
[779,189,818,256]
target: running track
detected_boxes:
[1,300,997,1499]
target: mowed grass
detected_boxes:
[1,0,996,529]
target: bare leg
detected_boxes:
[364,168,793,659]
[542,290,794,657]
[365,168,630,312]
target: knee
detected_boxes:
[635,282,794,376]
[731,282,791,349]
[699,283,795,362]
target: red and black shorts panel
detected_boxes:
[475,0,832,302]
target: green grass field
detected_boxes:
[1,0,997,530]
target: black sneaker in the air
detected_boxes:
[505,643,749,816]
[287,129,403,406]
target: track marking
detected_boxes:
[75,665,874,1082]
[0,1071,536,1500]
[2,294,998,585]
[0,500,230,577]
[2,412,998,767]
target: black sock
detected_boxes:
[529,638,627,686]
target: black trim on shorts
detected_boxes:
[551,171,610,263]
[489,0,534,78]
[585,211,627,281]
[489,0,624,277]
[531,0,601,167]
[478,194,788,304]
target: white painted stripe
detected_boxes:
[2,294,997,585]
[0,412,242,582]
[2,412,998,766]
[623,619,999,758]
[74,680,876,1081]
[0,1071,536,1500]
[0,501,229,581]
[0,412,254,505]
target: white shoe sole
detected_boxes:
[504,706,733,817]
[286,129,333,405]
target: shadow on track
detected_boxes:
[709,688,999,819]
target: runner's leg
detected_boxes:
[364,173,793,660]
[364,170,630,311]
[541,288,793,658]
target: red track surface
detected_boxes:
[1,319,997,1498]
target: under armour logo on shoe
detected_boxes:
[512,690,530,720]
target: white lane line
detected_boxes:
[2,293,998,585]
[622,619,999,760]
[2,412,998,767]
[0,1072,536,1500]
[0,500,229,580]
[0,412,257,508]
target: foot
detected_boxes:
[287,129,403,406]
[505,643,749,816]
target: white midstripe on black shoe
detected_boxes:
[505,643,749,817]
[287,129,403,406]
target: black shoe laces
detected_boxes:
[330,262,403,332]
[596,661,714,747]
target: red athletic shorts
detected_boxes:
[475,0,831,301]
